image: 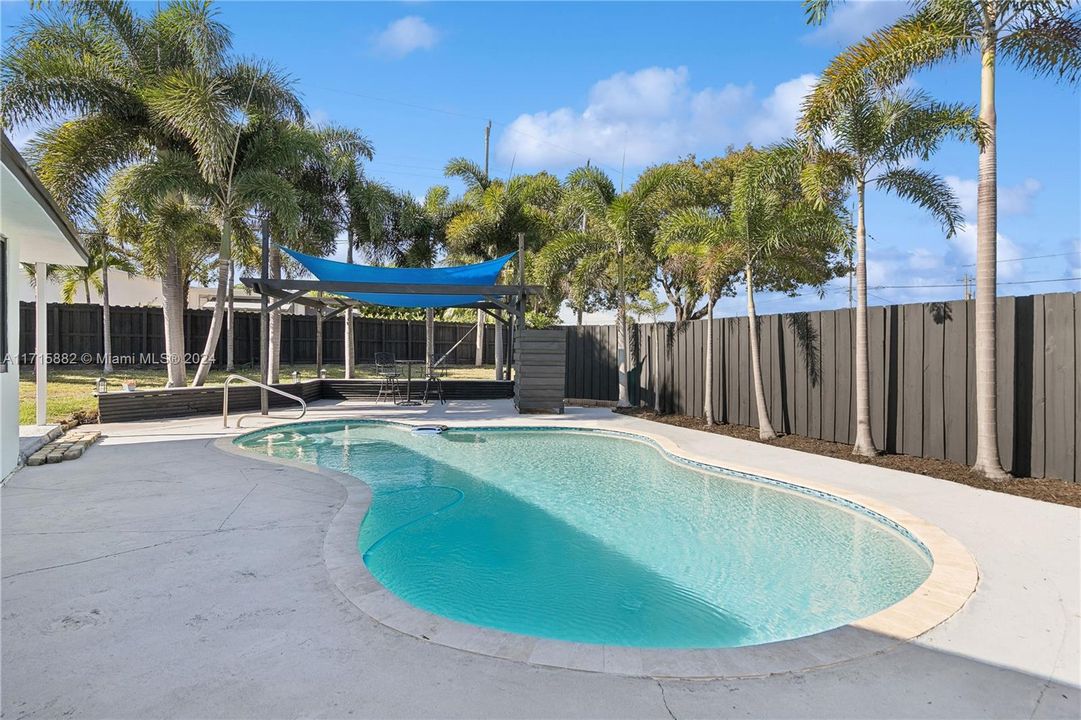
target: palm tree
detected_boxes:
[108,115,313,387]
[441,159,491,366]
[2,0,305,387]
[537,166,622,329]
[656,209,741,425]
[55,229,137,374]
[337,179,398,376]
[261,123,371,383]
[55,234,135,304]
[650,150,759,324]
[803,0,1081,476]
[538,165,683,406]
[102,180,218,387]
[4,1,302,220]
[800,86,979,455]
[731,144,850,439]
[445,160,561,380]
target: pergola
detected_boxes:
[240,233,542,408]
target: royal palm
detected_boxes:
[800,86,978,456]
[804,0,1081,477]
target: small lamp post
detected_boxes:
[291,370,300,384]
[95,377,108,395]
[318,368,327,379]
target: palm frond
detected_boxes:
[1001,6,1081,83]
[800,7,978,132]
[25,113,147,217]
[444,157,489,191]
[875,166,963,236]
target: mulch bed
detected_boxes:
[615,408,1081,508]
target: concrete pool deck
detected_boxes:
[2,399,1078,718]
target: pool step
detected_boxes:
[25,430,101,466]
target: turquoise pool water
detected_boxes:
[236,421,932,648]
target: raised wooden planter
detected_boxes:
[97,378,515,423]
[97,380,323,423]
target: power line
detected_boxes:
[872,276,1080,289]
[962,251,1081,266]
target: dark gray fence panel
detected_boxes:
[19,302,509,368]
[563,291,1079,482]
[1044,293,1076,482]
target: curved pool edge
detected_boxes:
[214,418,979,680]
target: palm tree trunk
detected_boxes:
[425,307,435,374]
[102,246,113,375]
[853,180,878,456]
[84,278,91,304]
[191,218,232,386]
[704,293,714,426]
[226,260,235,372]
[616,247,630,408]
[161,244,187,387]
[576,307,583,326]
[475,309,484,366]
[344,230,355,379]
[972,33,1008,480]
[268,244,281,384]
[746,260,776,440]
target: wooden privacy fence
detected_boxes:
[564,292,1080,482]
[18,302,509,367]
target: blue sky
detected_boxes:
[2,1,1078,321]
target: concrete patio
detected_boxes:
[2,399,1078,718]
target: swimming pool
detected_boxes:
[236,421,932,649]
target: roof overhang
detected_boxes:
[1,131,87,265]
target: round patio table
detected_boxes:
[394,359,424,406]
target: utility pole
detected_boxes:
[962,273,973,301]
[483,120,491,179]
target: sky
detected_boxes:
[2,0,1079,322]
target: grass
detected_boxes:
[19,362,500,425]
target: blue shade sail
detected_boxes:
[280,246,516,308]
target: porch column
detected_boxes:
[34,262,46,425]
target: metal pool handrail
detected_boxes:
[223,374,307,428]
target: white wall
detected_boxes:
[2,234,20,479]
[18,271,177,307]
[16,274,304,314]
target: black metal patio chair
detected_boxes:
[374,352,403,404]
[423,363,447,405]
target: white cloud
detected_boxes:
[498,67,817,168]
[945,175,1042,218]
[907,248,942,271]
[948,222,1025,279]
[373,16,438,58]
[1000,178,1042,215]
[746,74,818,145]
[803,0,908,46]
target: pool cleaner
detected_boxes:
[411,424,449,435]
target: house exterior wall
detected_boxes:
[2,233,20,479]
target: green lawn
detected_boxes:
[19,363,500,424]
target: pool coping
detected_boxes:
[214,415,979,680]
